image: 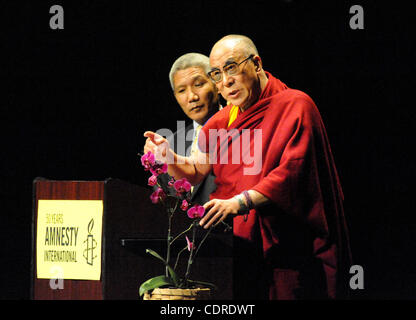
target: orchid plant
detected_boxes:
[139,151,224,297]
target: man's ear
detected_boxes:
[252,55,262,72]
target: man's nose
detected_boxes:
[188,89,199,102]
[222,73,234,87]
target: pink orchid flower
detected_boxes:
[150,187,166,204]
[148,175,157,186]
[150,161,168,176]
[187,204,205,219]
[185,236,194,251]
[141,151,155,171]
[173,178,192,195]
[168,178,175,187]
[180,199,189,211]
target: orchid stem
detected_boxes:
[165,208,173,277]
[165,198,179,277]
[174,246,188,271]
[184,221,197,284]
[170,223,193,246]
[193,224,214,261]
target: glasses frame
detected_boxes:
[208,54,255,83]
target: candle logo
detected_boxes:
[83,219,97,266]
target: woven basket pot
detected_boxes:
[143,287,211,300]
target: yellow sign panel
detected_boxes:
[36,200,103,280]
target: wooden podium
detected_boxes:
[31,178,233,299]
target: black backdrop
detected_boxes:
[1,0,414,299]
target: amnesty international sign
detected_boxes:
[36,200,103,280]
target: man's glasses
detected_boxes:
[208,54,254,83]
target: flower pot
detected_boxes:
[143,287,211,300]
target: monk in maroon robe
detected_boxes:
[144,34,352,299]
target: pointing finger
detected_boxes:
[143,131,155,139]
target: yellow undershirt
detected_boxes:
[227,105,239,128]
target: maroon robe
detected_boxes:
[199,72,352,299]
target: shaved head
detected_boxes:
[210,34,259,58]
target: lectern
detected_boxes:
[31,178,233,299]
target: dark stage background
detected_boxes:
[1,0,414,299]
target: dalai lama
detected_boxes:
[143,34,352,300]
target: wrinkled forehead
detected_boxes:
[173,67,209,86]
[209,41,246,69]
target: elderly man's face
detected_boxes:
[173,67,218,125]
[209,43,260,110]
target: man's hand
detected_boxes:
[143,131,172,163]
[200,197,241,229]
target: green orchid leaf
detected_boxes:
[166,266,179,287]
[139,275,174,297]
[145,248,180,287]
[145,248,166,264]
